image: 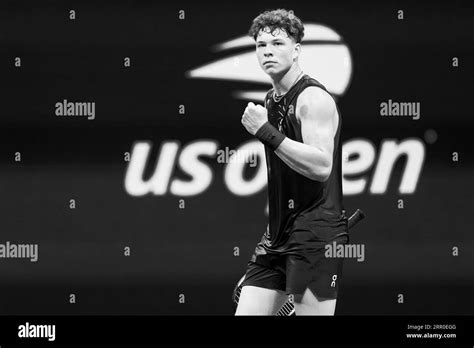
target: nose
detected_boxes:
[263,46,273,57]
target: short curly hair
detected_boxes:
[248,9,304,43]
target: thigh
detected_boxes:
[286,230,348,314]
[293,287,337,315]
[235,285,288,315]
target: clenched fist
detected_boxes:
[241,102,268,135]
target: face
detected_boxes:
[255,27,300,77]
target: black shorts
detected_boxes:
[241,226,349,300]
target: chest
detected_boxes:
[266,99,301,139]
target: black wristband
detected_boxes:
[255,122,286,151]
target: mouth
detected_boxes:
[263,61,277,66]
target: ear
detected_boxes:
[293,43,302,61]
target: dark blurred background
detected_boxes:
[0,0,472,315]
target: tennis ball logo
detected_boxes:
[186,23,352,101]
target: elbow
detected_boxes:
[308,165,331,182]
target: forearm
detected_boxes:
[253,121,331,181]
[274,138,331,181]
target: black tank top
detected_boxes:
[262,74,347,251]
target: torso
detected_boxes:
[262,74,347,252]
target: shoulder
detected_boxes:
[296,86,335,121]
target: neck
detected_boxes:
[271,64,302,96]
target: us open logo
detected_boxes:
[186,23,353,101]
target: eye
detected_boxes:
[274,42,282,46]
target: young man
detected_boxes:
[237,9,349,315]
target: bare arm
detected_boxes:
[274,87,337,181]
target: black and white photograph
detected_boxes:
[0,0,472,345]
